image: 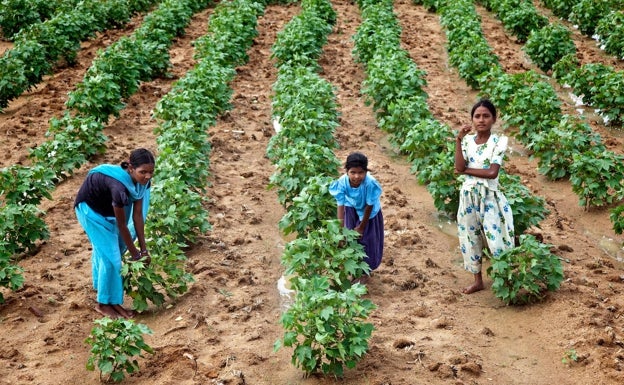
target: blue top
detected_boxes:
[329,174,382,220]
[87,164,151,222]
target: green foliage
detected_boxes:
[85,318,154,382]
[271,10,332,70]
[569,0,619,36]
[420,142,461,216]
[122,235,194,312]
[562,349,578,364]
[279,176,337,237]
[499,172,549,236]
[570,149,624,208]
[29,113,107,179]
[596,10,624,59]
[524,23,576,72]
[275,275,376,377]
[267,67,339,163]
[281,220,370,291]
[500,72,562,139]
[411,0,446,12]
[194,0,263,67]
[551,53,579,80]
[527,116,604,180]
[378,95,433,150]
[269,142,341,207]
[494,0,549,43]
[0,204,50,257]
[488,234,564,305]
[400,117,451,168]
[541,0,576,19]
[362,48,428,116]
[558,63,624,125]
[0,164,55,205]
[301,0,337,25]
[610,204,624,235]
[0,0,161,111]
[148,177,211,244]
[0,249,24,304]
[352,0,401,65]
[440,1,501,89]
[154,63,235,129]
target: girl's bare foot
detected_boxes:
[95,304,122,319]
[112,305,136,319]
[462,282,484,294]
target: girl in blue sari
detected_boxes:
[329,152,384,284]
[75,148,155,319]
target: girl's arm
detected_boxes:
[337,204,345,226]
[113,205,141,260]
[355,205,373,235]
[461,163,501,179]
[132,199,148,256]
[454,125,471,172]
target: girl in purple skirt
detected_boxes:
[329,152,384,282]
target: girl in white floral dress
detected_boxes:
[454,99,515,294]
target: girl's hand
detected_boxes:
[354,225,364,236]
[457,124,472,140]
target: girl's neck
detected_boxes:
[475,131,491,144]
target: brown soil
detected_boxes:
[1,2,623,384]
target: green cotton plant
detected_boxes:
[270,10,332,70]
[301,0,337,26]
[417,142,461,216]
[0,203,50,258]
[148,177,211,244]
[551,53,579,80]
[400,117,452,169]
[610,204,624,235]
[488,234,564,305]
[596,11,624,59]
[352,1,401,66]
[560,63,624,125]
[570,149,624,209]
[493,0,548,43]
[281,220,370,291]
[524,23,576,73]
[269,142,341,207]
[362,48,428,116]
[279,176,338,237]
[569,0,619,36]
[378,95,432,148]
[527,116,605,180]
[0,164,55,206]
[0,249,24,304]
[541,0,576,19]
[122,234,194,312]
[500,72,562,140]
[274,275,376,377]
[499,172,549,236]
[85,317,154,383]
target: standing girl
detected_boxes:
[329,152,384,282]
[455,99,515,294]
[75,148,155,318]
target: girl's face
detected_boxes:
[129,163,155,185]
[347,166,367,188]
[471,106,496,133]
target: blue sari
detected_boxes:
[75,165,150,305]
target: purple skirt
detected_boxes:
[344,206,384,271]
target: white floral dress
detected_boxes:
[457,134,515,274]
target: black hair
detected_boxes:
[121,148,155,169]
[470,98,497,120]
[345,152,368,171]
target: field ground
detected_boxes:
[1,1,624,384]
